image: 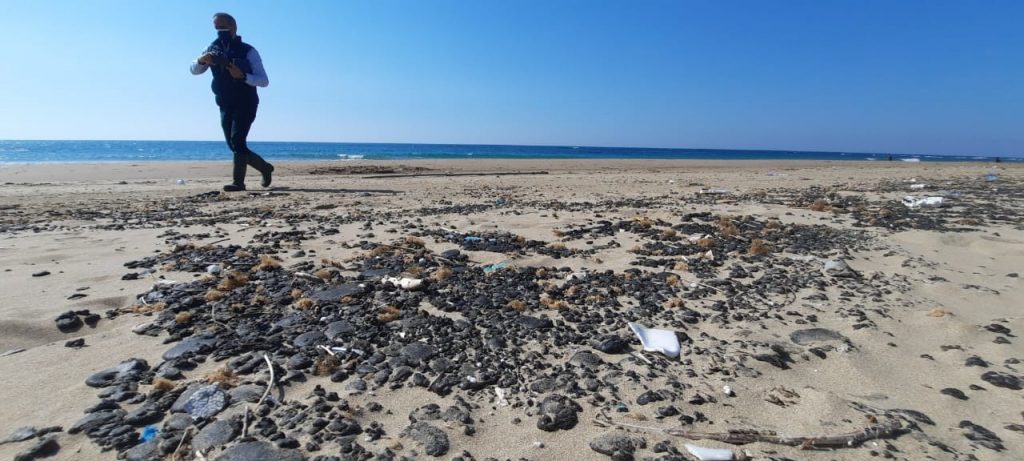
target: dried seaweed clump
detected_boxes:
[253,255,282,271]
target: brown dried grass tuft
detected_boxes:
[314,269,333,281]
[665,298,685,309]
[547,242,567,251]
[151,377,175,392]
[926,308,952,317]
[405,265,424,277]
[203,366,239,388]
[507,299,528,312]
[313,354,341,376]
[633,216,655,228]
[764,220,783,230]
[717,217,739,237]
[665,275,680,286]
[431,266,453,282]
[205,289,225,302]
[290,288,304,299]
[377,306,401,323]
[218,271,248,291]
[234,249,254,258]
[251,294,269,306]
[660,228,678,239]
[295,298,314,310]
[129,302,167,314]
[404,236,426,248]
[368,246,393,258]
[809,199,832,212]
[673,260,689,272]
[540,295,569,310]
[748,239,771,255]
[253,255,282,272]
[320,258,345,269]
[535,268,547,278]
[697,238,716,249]
[340,295,356,304]
[552,229,565,237]
[174,312,192,324]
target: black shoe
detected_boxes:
[262,165,274,188]
[223,183,246,192]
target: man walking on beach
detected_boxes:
[190,12,274,191]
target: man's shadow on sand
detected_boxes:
[270,186,400,194]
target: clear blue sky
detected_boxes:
[0,1,1021,155]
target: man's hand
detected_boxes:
[227,62,246,80]
[197,52,216,65]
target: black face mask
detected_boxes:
[217,30,232,42]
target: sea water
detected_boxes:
[0,140,1016,163]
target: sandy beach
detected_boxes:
[0,159,1021,461]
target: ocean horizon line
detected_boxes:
[0,139,1020,163]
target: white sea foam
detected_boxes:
[336,154,365,160]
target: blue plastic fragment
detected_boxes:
[140,425,158,442]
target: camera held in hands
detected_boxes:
[209,53,252,74]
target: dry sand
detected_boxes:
[0,159,1021,460]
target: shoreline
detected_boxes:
[1,159,1017,185]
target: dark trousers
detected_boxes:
[219,101,272,186]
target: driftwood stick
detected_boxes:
[363,171,549,179]
[593,415,903,449]
[256,353,275,407]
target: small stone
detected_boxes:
[346,379,367,392]
[64,338,85,348]
[162,335,217,361]
[401,422,449,457]
[124,439,159,461]
[292,331,327,348]
[400,343,436,364]
[964,356,988,367]
[55,311,82,333]
[981,371,1022,390]
[192,420,240,453]
[173,384,228,420]
[568,351,603,369]
[589,433,646,461]
[228,384,263,403]
[13,435,59,461]
[1,427,38,445]
[959,420,1004,451]
[984,324,1012,335]
[69,410,123,434]
[592,335,630,354]
[536,394,581,432]
[32,271,51,277]
[636,391,664,405]
[518,315,554,330]
[213,441,306,461]
[311,284,362,303]
[325,320,356,339]
[85,359,149,387]
[940,388,968,400]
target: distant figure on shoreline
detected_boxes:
[190,12,274,192]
